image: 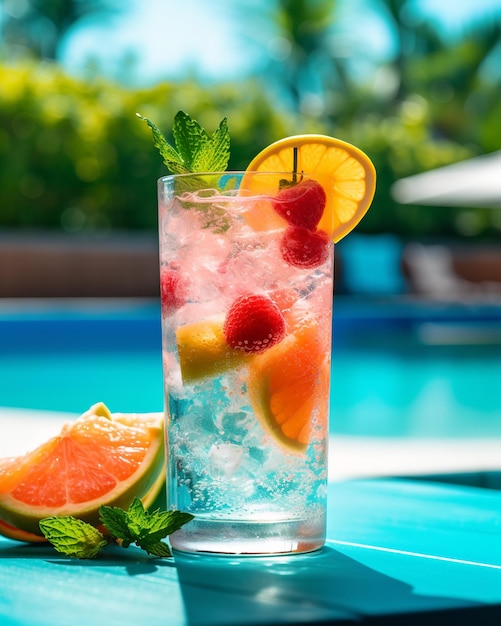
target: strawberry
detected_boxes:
[160,267,187,314]
[280,226,331,269]
[223,294,286,354]
[272,179,326,231]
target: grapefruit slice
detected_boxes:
[0,518,47,543]
[245,134,376,242]
[246,324,330,454]
[0,402,165,541]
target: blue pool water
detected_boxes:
[0,301,164,414]
[1,297,501,438]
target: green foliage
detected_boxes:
[341,110,477,239]
[1,41,501,239]
[0,62,156,230]
[0,62,289,232]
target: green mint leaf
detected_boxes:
[135,510,194,545]
[137,539,172,558]
[139,110,230,175]
[100,498,194,557]
[39,516,108,559]
[123,497,149,538]
[39,501,194,560]
[136,113,188,174]
[192,116,230,173]
[150,510,195,538]
[124,498,194,541]
[99,504,134,548]
[172,110,210,170]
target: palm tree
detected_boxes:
[378,0,501,145]
[258,0,348,118]
[0,0,119,60]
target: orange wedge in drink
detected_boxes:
[246,324,330,455]
[245,134,376,242]
[0,403,165,541]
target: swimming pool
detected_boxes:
[1,297,501,439]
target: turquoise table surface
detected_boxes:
[1,477,501,626]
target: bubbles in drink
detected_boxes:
[160,173,332,554]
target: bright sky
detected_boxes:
[60,0,501,85]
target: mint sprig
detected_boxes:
[38,516,108,559]
[39,498,194,559]
[137,110,230,174]
[100,498,193,557]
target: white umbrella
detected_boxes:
[391,150,501,209]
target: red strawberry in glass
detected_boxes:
[160,267,186,315]
[271,179,326,231]
[280,226,331,269]
[223,294,286,354]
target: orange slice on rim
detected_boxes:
[245,134,376,242]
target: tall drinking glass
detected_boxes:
[158,172,333,555]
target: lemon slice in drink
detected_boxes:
[176,318,249,383]
[245,134,376,242]
[0,402,165,541]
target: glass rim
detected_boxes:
[157,170,316,183]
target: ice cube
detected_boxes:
[208,443,244,479]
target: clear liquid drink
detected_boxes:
[158,172,333,555]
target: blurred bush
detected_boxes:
[0,61,293,232]
[1,60,500,239]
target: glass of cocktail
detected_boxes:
[153,121,375,555]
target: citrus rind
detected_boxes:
[247,324,330,455]
[0,407,166,540]
[0,518,48,543]
[245,134,376,243]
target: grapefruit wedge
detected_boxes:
[0,402,165,541]
[247,324,330,455]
